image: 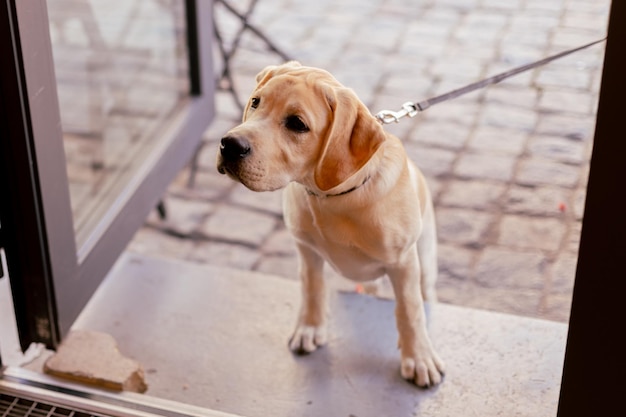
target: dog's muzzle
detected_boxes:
[218,136,251,174]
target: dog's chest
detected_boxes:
[301,215,391,281]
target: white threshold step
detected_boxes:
[63,252,566,417]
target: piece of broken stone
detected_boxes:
[44,329,148,393]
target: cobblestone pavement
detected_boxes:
[128,0,610,323]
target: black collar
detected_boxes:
[306,176,371,198]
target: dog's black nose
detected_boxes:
[220,136,251,160]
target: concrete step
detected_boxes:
[64,252,566,417]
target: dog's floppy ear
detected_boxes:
[314,87,386,191]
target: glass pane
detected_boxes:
[47,0,189,250]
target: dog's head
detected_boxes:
[217,61,385,193]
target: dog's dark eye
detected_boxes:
[250,97,260,109]
[285,115,309,133]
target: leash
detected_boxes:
[375,37,607,125]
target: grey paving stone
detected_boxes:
[146,197,213,237]
[535,67,592,90]
[186,241,260,270]
[538,89,595,115]
[170,168,235,202]
[261,228,296,256]
[566,221,583,254]
[480,103,539,132]
[527,135,587,164]
[437,243,476,280]
[468,125,528,156]
[484,86,539,110]
[474,247,547,290]
[411,119,471,150]
[516,158,581,188]
[420,99,482,127]
[439,180,505,211]
[497,214,567,252]
[572,186,587,220]
[128,228,194,260]
[200,205,278,247]
[550,253,578,294]
[441,283,544,319]
[254,256,299,280]
[404,144,457,178]
[229,184,284,216]
[504,185,571,217]
[540,293,573,323]
[535,113,595,141]
[436,208,493,246]
[454,153,517,182]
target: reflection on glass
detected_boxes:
[48,0,189,249]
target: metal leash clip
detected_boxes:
[375,101,420,124]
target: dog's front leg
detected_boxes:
[288,242,328,354]
[388,249,445,387]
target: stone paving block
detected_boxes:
[525,0,566,13]
[454,153,516,182]
[562,10,610,31]
[442,283,544,319]
[473,247,546,290]
[484,85,539,110]
[535,67,591,90]
[261,228,296,256]
[200,205,278,247]
[551,26,606,48]
[436,208,493,246]
[540,293,573,323]
[497,214,567,252]
[437,243,476,281]
[411,120,471,150]
[128,228,194,260]
[431,56,485,82]
[439,179,505,211]
[254,255,298,280]
[468,125,527,156]
[229,184,284,216]
[572,186,587,220]
[186,240,261,270]
[550,252,578,294]
[516,157,581,188]
[170,168,235,202]
[566,221,583,254]
[539,89,595,115]
[504,185,571,217]
[527,134,587,164]
[404,144,457,178]
[44,330,147,393]
[146,196,213,237]
[535,113,596,141]
[480,103,539,132]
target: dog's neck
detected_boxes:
[305,175,371,198]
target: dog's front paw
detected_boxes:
[400,350,446,388]
[288,324,327,354]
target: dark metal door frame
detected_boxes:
[0,0,214,350]
[557,0,626,415]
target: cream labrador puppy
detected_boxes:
[217,62,445,387]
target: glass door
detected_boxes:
[0,0,214,350]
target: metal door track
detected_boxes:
[0,367,239,417]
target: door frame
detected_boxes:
[0,0,214,350]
